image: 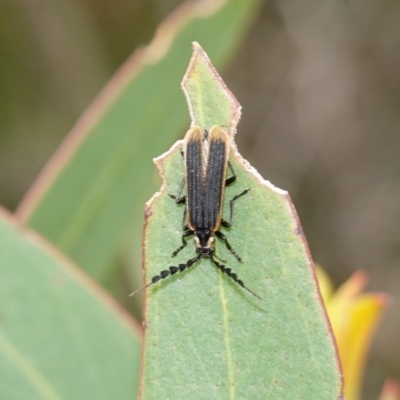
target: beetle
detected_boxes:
[130,126,262,300]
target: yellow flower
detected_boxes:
[316,267,389,400]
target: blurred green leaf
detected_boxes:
[17,0,262,285]
[139,43,342,399]
[0,209,141,400]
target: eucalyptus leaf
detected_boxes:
[139,43,343,399]
[0,210,141,400]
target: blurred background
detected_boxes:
[0,0,399,398]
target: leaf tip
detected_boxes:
[181,41,241,135]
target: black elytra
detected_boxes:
[130,126,262,300]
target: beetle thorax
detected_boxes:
[194,230,215,256]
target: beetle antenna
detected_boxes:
[210,258,264,301]
[129,254,201,297]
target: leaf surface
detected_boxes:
[139,44,343,400]
[0,209,141,400]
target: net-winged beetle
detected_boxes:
[130,126,262,300]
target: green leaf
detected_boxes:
[17,0,262,284]
[0,209,141,400]
[139,44,343,399]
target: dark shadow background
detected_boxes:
[1,0,399,398]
